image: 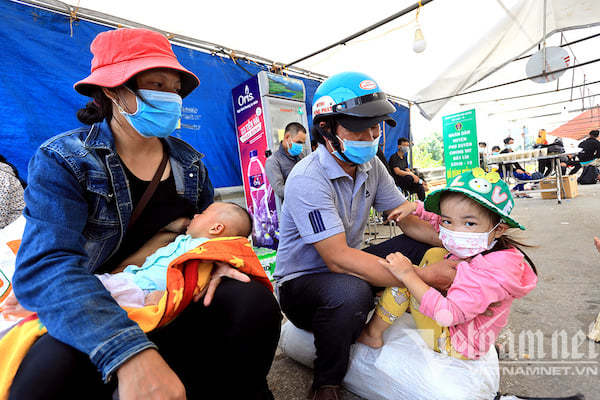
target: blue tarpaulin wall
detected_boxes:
[1,0,409,187]
[381,103,410,165]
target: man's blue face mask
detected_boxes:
[332,135,379,165]
[288,141,303,157]
[118,88,182,138]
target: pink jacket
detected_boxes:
[413,202,537,359]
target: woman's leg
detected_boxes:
[9,333,115,400]
[149,278,281,399]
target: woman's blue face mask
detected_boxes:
[118,88,182,138]
[332,135,379,165]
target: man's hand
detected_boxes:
[196,261,251,306]
[117,349,186,400]
[387,201,417,223]
[419,258,459,292]
[419,259,499,316]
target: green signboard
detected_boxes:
[442,109,479,180]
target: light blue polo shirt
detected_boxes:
[274,145,406,284]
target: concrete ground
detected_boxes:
[267,183,600,400]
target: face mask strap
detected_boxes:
[318,119,356,165]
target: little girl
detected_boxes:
[359,168,538,360]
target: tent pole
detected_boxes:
[285,0,435,68]
[408,102,414,169]
[542,0,548,74]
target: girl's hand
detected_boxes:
[594,237,600,254]
[379,252,414,280]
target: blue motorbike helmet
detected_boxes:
[312,71,397,131]
[312,71,397,164]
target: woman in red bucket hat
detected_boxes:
[10,28,280,400]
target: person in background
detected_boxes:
[500,137,535,198]
[478,142,488,170]
[491,145,501,155]
[0,155,25,229]
[567,129,600,175]
[265,122,307,201]
[388,137,426,200]
[11,28,280,400]
[536,129,548,146]
[535,129,554,177]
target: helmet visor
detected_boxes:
[332,92,396,118]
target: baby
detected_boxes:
[2,202,252,318]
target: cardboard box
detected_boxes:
[540,175,578,199]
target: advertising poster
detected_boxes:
[442,109,479,180]
[232,76,279,249]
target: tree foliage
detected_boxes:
[412,131,444,168]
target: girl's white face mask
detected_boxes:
[438,223,500,258]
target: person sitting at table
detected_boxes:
[389,137,427,200]
[500,137,534,198]
[567,129,600,175]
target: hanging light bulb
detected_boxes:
[413,25,427,53]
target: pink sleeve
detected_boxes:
[419,261,510,326]
[413,201,442,232]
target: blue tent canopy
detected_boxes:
[0,0,409,187]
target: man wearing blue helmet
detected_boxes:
[274,72,458,399]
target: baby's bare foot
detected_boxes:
[357,328,384,349]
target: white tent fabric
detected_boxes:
[414,0,600,119]
[33,0,600,128]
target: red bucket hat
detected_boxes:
[74,28,199,98]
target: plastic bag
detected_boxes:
[279,315,499,400]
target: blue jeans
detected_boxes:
[278,234,432,389]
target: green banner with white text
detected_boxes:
[442,109,479,180]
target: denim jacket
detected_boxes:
[13,121,214,381]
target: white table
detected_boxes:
[487,151,578,204]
